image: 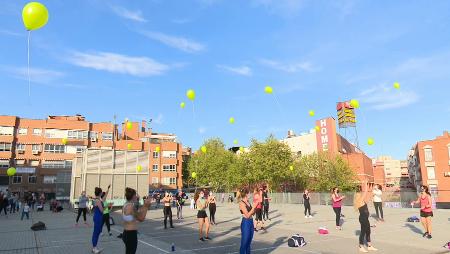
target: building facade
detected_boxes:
[407,131,450,208]
[0,115,183,198]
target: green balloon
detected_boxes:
[7,167,16,176]
[22,2,49,31]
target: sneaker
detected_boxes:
[359,246,368,253]
[92,247,102,254]
[305,215,308,218]
[422,232,428,237]
[108,232,112,236]
[204,237,212,240]
[367,246,378,251]
[170,226,174,229]
[309,215,313,218]
[427,234,432,239]
[199,237,205,242]
[100,233,104,236]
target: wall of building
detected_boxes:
[281,131,318,156]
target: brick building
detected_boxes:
[408,131,450,208]
[0,115,183,198]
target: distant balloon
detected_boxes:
[191,172,197,179]
[7,167,16,176]
[201,146,207,153]
[229,117,235,124]
[264,86,273,94]
[186,89,196,101]
[155,146,160,153]
[239,147,244,152]
[62,138,68,145]
[315,126,320,132]
[126,121,132,130]
[22,2,49,31]
[350,99,360,109]
[136,165,142,172]
[180,102,186,109]
[367,138,375,146]
[127,144,132,150]
[309,110,315,117]
[289,165,294,171]
[393,82,400,89]
[233,139,238,145]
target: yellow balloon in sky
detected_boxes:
[186,89,196,101]
[350,99,360,109]
[308,110,315,117]
[239,147,244,152]
[7,167,16,176]
[201,146,207,153]
[22,2,49,31]
[126,121,133,130]
[127,144,132,150]
[180,102,186,109]
[289,165,294,171]
[264,86,273,94]
[229,117,235,124]
[315,126,320,132]
[62,138,68,145]
[155,146,160,152]
[393,82,400,89]
[367,138,375,146]
[233,139,238,145]
[191,172,197,179]
[136,165,142,172]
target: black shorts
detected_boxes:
[197,210,208,218]
[420,211,433,218]
[255,208,262,221]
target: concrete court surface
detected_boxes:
[0,203,449,254]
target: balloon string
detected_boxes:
[273,94,286,123]
[27,30,31,101]
[192,101,196,121]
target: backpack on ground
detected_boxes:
[31,221,46,231]
[407,216,419,222]
[288,234,306,247]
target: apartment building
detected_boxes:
[0,115,183,198]
[407,131,450,208]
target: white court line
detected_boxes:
[180,243,236,252]
[226,245,322,254]
[111,228,169,253]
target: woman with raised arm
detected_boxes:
[411,185,433,239]
[303,189,312,218]
[195,190,211,241]
[238,188,257,254]
[122,187,152,254]
[354,181,378,253]
[331,187,346,230]
[91,185,110,254]
[162,192,174,229]
[208,191,217,225]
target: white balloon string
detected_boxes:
[273,93,287,124]
[27,30,31,101]
[192,101,196,121]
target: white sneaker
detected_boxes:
[92,247,100,254]
[367,246,378,251]
[309,215,313,218]
[359,246,368,253]
[305,215,308,218]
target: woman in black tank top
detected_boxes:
[354,181,377,253]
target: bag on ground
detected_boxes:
[443,242,450,249]
[287,234,306,247]
[407,216,419,222]
[318,227,329,235]
[31,221,46,231]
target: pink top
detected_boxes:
[332,194,342,208]
[253,193,262,209]
[420,195,432,213]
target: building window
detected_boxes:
[28,175,36,184]
[76,146,85,153]
[43,176,56,184]
[0,143,12,152]
[102,132,113,141]
[16,143,25,151]
[15,159,25,165]
[152,177,159,184]
[424,148,433,162]
[33,128,42,136]
[42,161,66,168]
[0,126,14,135]
[30,160,39,166]
[32,144,41,152]
[170,177,176,185]
[427,167,436,180]
[152,164,158,172]
[12,175,22,184]
[0,160,9,168]
[162,151,177,158]
[162,164,176,172]
[153,152,159,158]
[44,144,65,153]
[18,128,28,135]
[162,177,176,185]
[67,130,88,139]
[89,131,98,139]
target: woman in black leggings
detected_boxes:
[303,189,312,218]
[208,192,217,225]
[162,192,174,229]
[354,181,377,253]
[331,187,345,230]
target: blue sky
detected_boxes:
[1,0,449,160]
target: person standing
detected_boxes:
[176,192,184,220]
[10,194,17,213]
[372,184,384,222]
[162,192,174,229]
[253,187,265,231]
[21,201,30,220]
[0,192,8,216]
[331,187,345,230]
[262,186,271,221]
[411,185,433,239]
[303,189,312,218]
[31,193,36,210]
[101,192,113,236]
[354,181,378,253]
[208,191,217,225]
[91,185,110,254]
[122,187,151,254]
[76,191,89,226]
[221,193,225,203]
[195,190,211,241]
[238,188,256,254]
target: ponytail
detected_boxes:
[237,188,249,201]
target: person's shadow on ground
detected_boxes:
[404,223,423,235]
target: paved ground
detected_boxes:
[0,203,449,254]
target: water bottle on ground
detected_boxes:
[171,243,175,252]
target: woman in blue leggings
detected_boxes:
[238,188,257,254]
[92,185,110,254]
